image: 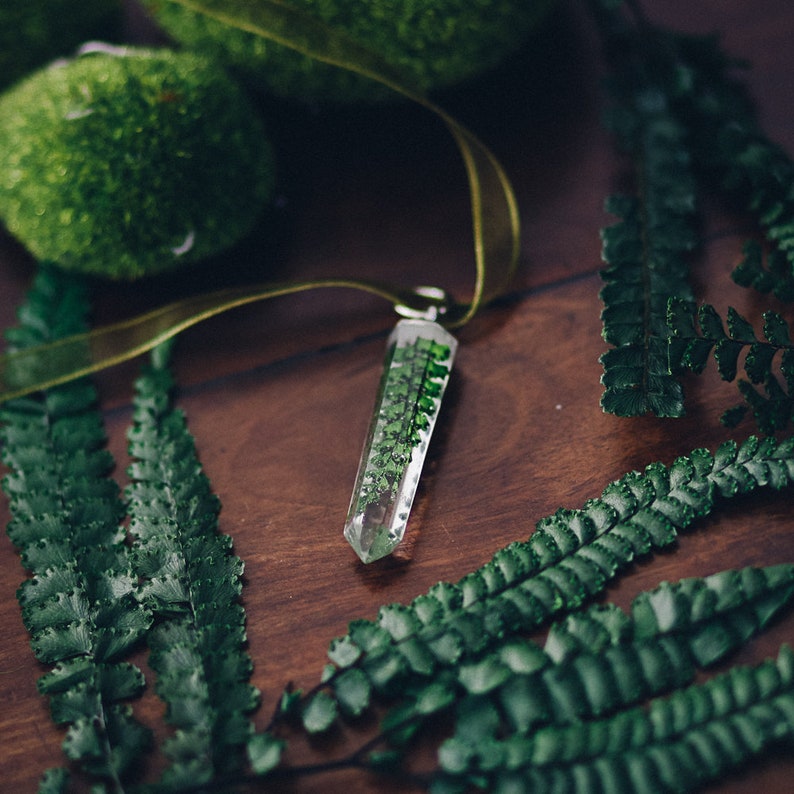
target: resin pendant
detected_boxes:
[344,318,457,563]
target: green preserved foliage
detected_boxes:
[594,7,699,418]
[296,436,794,742]
[435,645,794,793]
[0,269,152,791]
[732,240,794,303]
[593,1,794,421]
[668,300,794,433]
[662,37,794,280]
[3,3,794,792]
[126,347,261,787]
[431,573,794,793]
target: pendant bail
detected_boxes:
[394,285,454,323]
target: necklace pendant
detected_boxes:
[344,317,458,563]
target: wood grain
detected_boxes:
[2,1,794,791]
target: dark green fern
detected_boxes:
[3,4,794,792]
[435,644,794,794]
[4,274,794,793]
[356,333,453,510]
[593,3,699,418]
[732,240,794,303]
[664,34,794,282]
[284,435,794,750]
[431,566,794,793]
[593,1,794,421]
[668,299,794,432]
[0,269,152,793]
[125,345,261,789]
[595,1,794,279]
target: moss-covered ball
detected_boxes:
[0,46,275,280]
[0,0,121,90]
[142,0,556,102]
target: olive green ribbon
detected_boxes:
[0,0,520,403]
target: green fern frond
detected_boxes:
[596,2,794,294]
[126,348,261,787]
[436,563,794,749]
[668,299,794,432]
[432,567,794,793]
[0,268,152,789]
[595,16,699,417]
[732,241,794,303]
[593,1,794,426]
[296,435,794,740]
[435,644,794,794]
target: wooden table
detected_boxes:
[1,1,793,791]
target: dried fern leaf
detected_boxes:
[435,644,794,794]
[434,565,794,791]
[0,268,152,789]
[592,4,700,418]
[126,349,261,786]
[668,299,794,432]
[294,435,794,742]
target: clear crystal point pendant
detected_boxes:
[344,290,458,563]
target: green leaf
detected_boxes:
[62,717,104,762]
[498,641,547,674]
[301,691,338,734]
[279,686,303,718]
[314,436,794,753]
[668,300,794,432]
[726,307,757,343]
[438,737,474,775]
[327,635,362,667]
[413,680,457,715]
[247,733,284,775]
[379,603,422,641]
[334,668,372,717]
[458,658,512,695]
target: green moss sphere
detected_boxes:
[0,46,275,280]
[0,0,121,90]
[143,0,555,102]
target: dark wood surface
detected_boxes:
[2,1,794,791]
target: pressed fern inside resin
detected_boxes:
[356,334,453,512]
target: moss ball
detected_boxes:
[142,0,556,102]
[0,0,121,90]
[0,46,275,280]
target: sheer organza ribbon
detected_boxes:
[0,0,521,402]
